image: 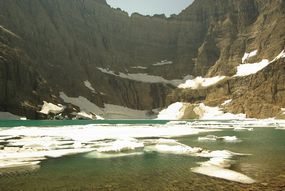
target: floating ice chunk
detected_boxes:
[234,127,254,131]
[198,135,240,142]
[191,166,256,184]
[178,76,225,89]
[96,139,144,153]
[201,157,233,168]
[235,59,269,77]
[242,50,258,63]
[222,136,239,142]
[39,101,64,115]
[198,135,218,142]
[83,80,95,92]
[196,150,247,159]
[85,151,144,159]
[145,144,202,155]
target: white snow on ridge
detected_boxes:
[236,50,285,77]
[83,80,95,92]
[39,101,64,115]
[178,76,225,89]
[60,92,103,115]
[153,60,173,66]
[157,102,246,120]
[194,103,246,120]
[242,50,258,63]
[131,66,147,69]
[60,92,151,119]
[97,67,192,86]
[235,59,269,77]
[221,99,232,106]
[156,102,184,120]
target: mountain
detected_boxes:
[0,0,284,119]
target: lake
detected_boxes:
[0,120,285,191]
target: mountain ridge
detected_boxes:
[0,0,284,119]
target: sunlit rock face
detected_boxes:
[0,0,284,118]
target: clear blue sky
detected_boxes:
[106,0,194,17]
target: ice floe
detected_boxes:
[191,165,256,184]
[198,135,240,142]
[178,76,225,89]
[39,101,64,115]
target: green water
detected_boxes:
[0,120,169,128]
[0,121,285,191]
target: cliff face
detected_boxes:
[0,0,284,119]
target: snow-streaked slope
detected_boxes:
[242,50,258,63]
[39,101,64,115]
[157,102,246,120]
[60,92,151,119]
[83,80,95,92]
[178,76,225,89]
[235,59,270,77]
[156,102,184,120]
[97,67,192,86]
[235,50,285,77]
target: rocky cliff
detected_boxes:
[0,0,284,119]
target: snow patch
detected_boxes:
[131,66,147,69]
[39,101,64,115]
[97,67,192,86]
[153,60,173,66]
[236,50,285,77]
[194,103,246,120]
[83,80,95,92]
[235,59,269,77]
[178,76,226,89]
[221,99,232,106]
[156,102,184,120]
[242,50,258,63]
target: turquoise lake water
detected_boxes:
[0,120,285,191]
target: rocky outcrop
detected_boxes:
[167,56,285,119]
[0,0,284,119]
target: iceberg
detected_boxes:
[191,166,256,184]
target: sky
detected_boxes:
[106,0,194,17]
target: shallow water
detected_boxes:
[0,120,285,191]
